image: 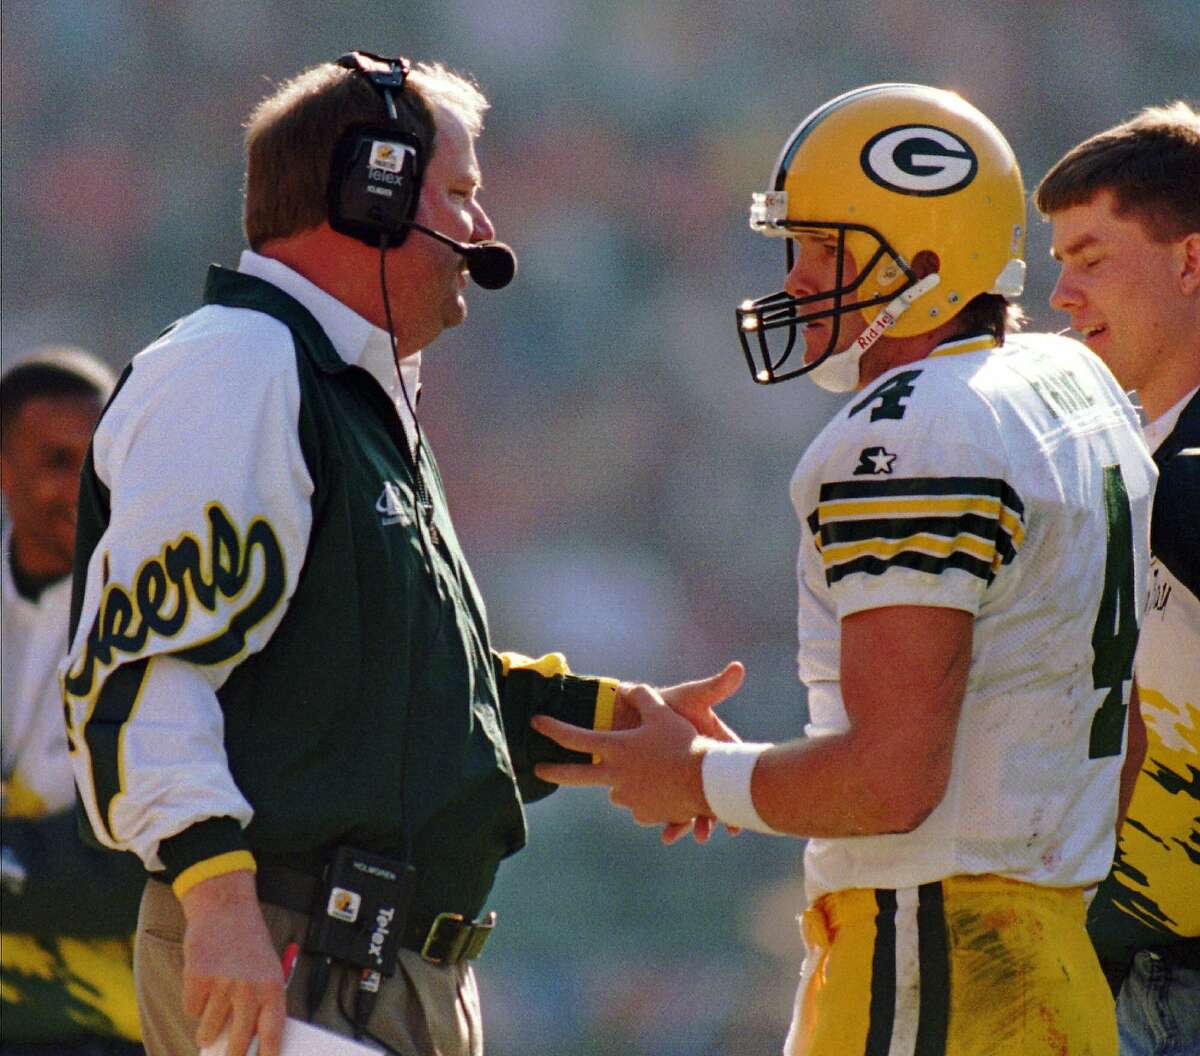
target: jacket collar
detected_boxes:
[1149,386,1200,464]
[203,254,422,431]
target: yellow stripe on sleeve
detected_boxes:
[998,505,1026,548]
[593,678,620,764]
[171,850,257,899]
[593,678,619,733]
[820,495,1003,520]
[822,531,996,569]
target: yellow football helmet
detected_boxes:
[737,83,1026,388]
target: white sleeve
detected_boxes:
[63,308,313,871]
[805,374,1026,620]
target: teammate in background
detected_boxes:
[1,348,145,1054]
[60,52,737,1056]
[534,84,1157,1055]
[1037,101,1200,1054]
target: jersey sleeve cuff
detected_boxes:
[158,816,253,891]
[592,678,619,733]
[172,850,258,899]
[533,674,615,765]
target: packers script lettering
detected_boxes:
[65,504,285,699]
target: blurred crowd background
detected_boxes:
[2,2,1197,1053]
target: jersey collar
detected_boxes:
[927,332,999,359]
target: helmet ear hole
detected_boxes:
[911,250,941,278]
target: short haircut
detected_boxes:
[243,59,489,249]
[954,293,1025,344]
[1,346,116,443]
[1035,101,1200,242]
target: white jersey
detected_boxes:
[791,332,1156,899]
[1,526,76,816]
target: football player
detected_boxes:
[1038,101,1200,1054]
[533,84,1157,1055]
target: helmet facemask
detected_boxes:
[736,217,922,387]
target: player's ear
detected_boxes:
[1176,232,1200,296]
[911,250,941,279]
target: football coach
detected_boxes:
[62,51,740,1056]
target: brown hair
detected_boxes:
[951,292,1023,343]
[242,60,489,248]
[1035,101,1200,242]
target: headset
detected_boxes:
[322,51,520,1055]
[328,50,516,289]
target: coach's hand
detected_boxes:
[181,869,285,1056]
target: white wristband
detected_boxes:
[701,742,782,835]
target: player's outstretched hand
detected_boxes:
[656,661,744,843]
[613,661,744,738]
[610,661,745,843]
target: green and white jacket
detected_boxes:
[63,252,614,923]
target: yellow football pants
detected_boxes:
[785,874,1117,1056]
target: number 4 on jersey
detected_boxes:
[1089,464,1139,758]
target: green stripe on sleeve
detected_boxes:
[819,476,1024,516]
[821,512,1000,546]
[827,549,995,586]
[83,659,151,842]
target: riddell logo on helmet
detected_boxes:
[855,310,897,350]
[860,125,978,197]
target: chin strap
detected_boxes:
[809,274,942,393]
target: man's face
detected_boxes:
[388,103,495,345]
[784,232,867,364]
[0,393,101,579]
[1049,189,1189,394]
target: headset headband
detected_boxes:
[337,51,409,118]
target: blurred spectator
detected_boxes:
[1,347,144,1055]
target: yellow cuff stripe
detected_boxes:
[593,678,619,733]
[592,678,620,764]
[171,850,257,899]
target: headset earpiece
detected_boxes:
[327,51,424,248]
[328,125,423,247]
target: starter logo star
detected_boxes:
[854,446,897,475]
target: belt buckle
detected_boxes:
[421,913,463,964]
[421,911,496,965]
[462,911,496,961]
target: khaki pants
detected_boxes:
[135,880,482,1056]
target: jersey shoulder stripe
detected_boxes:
[813,475,1025,586]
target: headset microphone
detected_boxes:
[402,221,517,290]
